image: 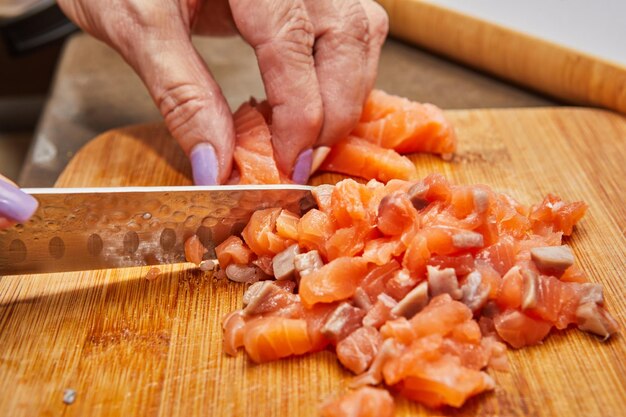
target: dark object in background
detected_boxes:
[0,0,77,55]
[0,0,77,128]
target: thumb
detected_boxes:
[120,31,235,185]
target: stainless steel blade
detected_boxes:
[0,185,315,275]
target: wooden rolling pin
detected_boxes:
[378,0,626,115]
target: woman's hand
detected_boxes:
[0,176,38,229]
[57,0,388,184]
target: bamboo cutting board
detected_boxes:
[1,107,625,416]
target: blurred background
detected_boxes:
[0,0,74,181]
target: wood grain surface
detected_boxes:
[1,107,625,416]
[378,0,626,116]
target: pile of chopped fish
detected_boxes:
[182,174,619,413]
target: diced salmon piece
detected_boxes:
[428,253,475,277]
[275,209,300,241]
[321,302,366,343]
[475,261,502,299]
[377,192,418,236]
[496,266,523,310]
[382,333,494,408]
[329,179,374,228]
[385,269,419,301]
[294,250,325,278]
[300,302,337,352]
[396,362,494,408]
[560,264,588,283]
[460,271,490,313]
[529,194,587,236]
[297,209,335,258]
[530,245,575,276]
[232,102,289,184]
[312,184,335,213]
[243,317,313,363]
[299,257,369,307]
[326,227,368,261]
[362,237,405,266]
[336,326,383,374]
[359,261,401,303]
[410,294,473,338]
[271,244,299,281]
[353,90,456,158]
[222,310,246,356]
[576,302,619,340]
[380,317,416,345]
[363,294,398,328]
[215,236,253,268]
[403,234,430,278]
[494,310,552,348]
[241,207,289,256]
[320,136,418,182]
[320,387,394,417]
[477,236,517,276]
[184,235,206,265]
[243,282,298,316]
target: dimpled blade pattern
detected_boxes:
[0,186,314,275]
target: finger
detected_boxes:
[230,0,323,180]
[306,0,370,147]
[115,26,235,184]
[0,178,38,225]
[359,0,389,94]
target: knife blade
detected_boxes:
[0,185,316,275]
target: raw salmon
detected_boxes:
[354,89,457,158]
[320,387,394,417]
[215,174,617,411]
[243,316,313,363]
[320,136,418,182]
[215,236,253,268]
[299,257,369,307]
[227,90,456,185]
[231,102,289,184]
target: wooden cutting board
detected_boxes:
[1,107,625,416]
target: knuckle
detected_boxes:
[157,83,207,135]
[255,4,315,66]
[365,3,389,43]
[250,2,314,47]
[275,5,315,49]
[339,1,369,41]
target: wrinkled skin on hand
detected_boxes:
[57,0,389,184]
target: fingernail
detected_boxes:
[0,181,38,223]
[190,143,219,185]
[292,149,313,184]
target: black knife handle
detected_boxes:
[0,2,78,55]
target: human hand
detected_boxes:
[56,0,388,184]
[0,176,38,229]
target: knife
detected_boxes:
[0,185,316,276]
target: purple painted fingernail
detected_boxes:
[0,181,38,223]
[292,149,313,184]
[190,143,219,185]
